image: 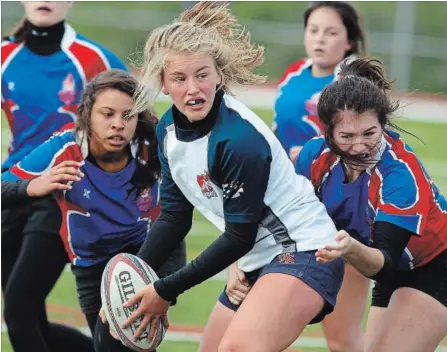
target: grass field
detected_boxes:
[1,102,446,351]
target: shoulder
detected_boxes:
[277,58,311,87]
[1,39,23,66]
[68,29,126,70]
[375,132,430,203]
[300,136,328,160]
[214,95,272,159]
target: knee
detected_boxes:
[218,338,243,352]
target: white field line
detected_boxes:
[2,323,447,351]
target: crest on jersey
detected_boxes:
[58,73,76,105]
[197,172,217,199]
[136,188,152,212]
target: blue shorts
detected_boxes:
[219,250,345,324]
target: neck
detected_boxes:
[311,63,335,77]
[342,163,364,183]
[25,20,65,55]
[88,147,131,173]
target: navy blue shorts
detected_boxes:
[219,250,345,324]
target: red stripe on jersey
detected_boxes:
[277,59,308,87]
[380,134,430,219]
[10,143,83,179]
[58,122,77,133]
[368,172,381,211]
[56,197,88,263]
[1,41,20,66]
[68,41,108,82]
[310,149,338,190]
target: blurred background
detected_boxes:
[2,1,447,93]
[1,2,447,351]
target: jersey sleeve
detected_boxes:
[1,129,78,182]
[374,165,430,236]
[212,127,272,223]
[156,122,194,214]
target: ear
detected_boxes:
[161,86,169,95]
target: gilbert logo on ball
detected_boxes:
[101,253,166,351]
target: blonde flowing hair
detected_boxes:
[132,1,266,114]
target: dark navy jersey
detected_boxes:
[2,124,160,267]
[157,93,337,272]
[273,59,333,158]
[1,23,127,170]
[296,132,447,269]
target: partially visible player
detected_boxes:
[2,2,129,351]
[227,2,369,351]
[107,3,345,352]
[2,70,185,352]
[312,58,447,352]
[273,1,365,163]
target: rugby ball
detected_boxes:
[101,253,166,351]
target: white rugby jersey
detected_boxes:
[157,92,337,272]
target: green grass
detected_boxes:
[1,103,446,351]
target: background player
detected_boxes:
[1,2,127,351]
[111,3,344,352]
[312,58,447,352]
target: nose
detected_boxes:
[350,138,368,155]
[315,31,326,44]
[186,78,200,96]
[111,115,125,130]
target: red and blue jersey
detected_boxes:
[1,23,127,171]
[273,59,334,159]
[296,131,447,269]
[2,124,160,267]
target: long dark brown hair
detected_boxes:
[317,58,421,167]
[77,69,161,195]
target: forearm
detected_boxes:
[154,222,258,302]
[342,238,385,278]
[137,210,192,273]
[1,180,32,207]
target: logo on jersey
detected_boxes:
[58,73,76,105]
[223,181,244,200]
[197,172,217,199]
[136,188,152,212]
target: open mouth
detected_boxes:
[186,99,205,108]
[108,136,126,146]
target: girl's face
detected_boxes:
[162,51,221,122]
[304,7,352,73]
[332,110,383,168]
[89,88,138,156]
[22,1,72,27]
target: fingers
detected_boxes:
[99,307,107,324]
[122,305,143,329]
[133,315,151,341]
[55,160,83,170]
[315,248,341,262]
[161,315,169,330]
[109,326,119,340]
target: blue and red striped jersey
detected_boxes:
[273,59,334,159]
[1,23,127,170]
[296,131,447,269]
[2,124,160,267]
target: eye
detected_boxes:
[174,77,185,83]
[103,112,113,118]
[329,31,338,36]
[364,132,375,137]
[309,28,318,34]
[341,135,353,140]
[197,73,208,80]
